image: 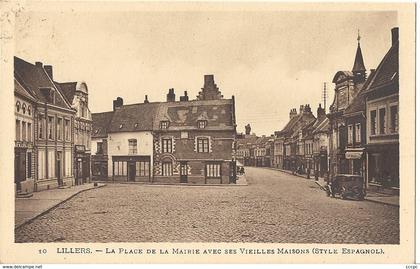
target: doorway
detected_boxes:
[180,161,188,183]
[128,162,136,182]
[56,151,62,186]
[14,149,26,191]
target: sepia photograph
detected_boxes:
[0,0,416,265]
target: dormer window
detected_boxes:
[160,121,169,129]
[22,103,26,114]
[28,105,31,115]
[16,101,20,112]
[197,120,207,129]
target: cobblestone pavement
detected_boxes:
[15,167,399,243]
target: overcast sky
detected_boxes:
[15,5,397,135]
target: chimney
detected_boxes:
[180,90,189,102]
[44,65,53,80]
[113,97,123,111]
[391,27,399,46]
[299,105,304,114]
[317,103,325,118]
[35,61,43,68]
[166,88,175,102]
[204,75,215,87]
[245,124,251,135]
[144,95,149,103]
[289,108,297,119]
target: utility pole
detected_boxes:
[323,82,327,110]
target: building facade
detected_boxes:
[15,57,76,191]
[365,28,399,190]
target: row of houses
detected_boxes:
[91,75,237,184]
[238,27,399,191]
[14,57,92,196]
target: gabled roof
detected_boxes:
[14,78,36,102]
[237,135,259,149]
[313,117,329,134]
[14,57,72,110]
[54,81,77,104]
[92,111,114,138]
[366,41,398,92]
[154,99,234,131]
[108,102,161,133]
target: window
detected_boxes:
[197,137,209,153]
[96,142,103,154]
[197,120,207,129]
[160,121,169,129]
[162,138,172,153]
[206,163,221,178]
[22,103,26,114]
[65,119,70,141]
[114,161,127,176]
[57,118,63,140]
[136,161,150,177]
[48,116,54,140]
[15,120,20,141]
[27,123,32,142]
[162,161,173,176]
[181,131,188,139]
[16,101,20,112]
[355,123,361,143]
[38,115,44,139]
[22,121,26,141]
[370,110,377,135]
[347,125,353,145]
[28,106,31,115]
[390,105,398,133]
[38,150,46,179]
[27,152,32,178]
[379,108,386,134]
[128,139,137,154]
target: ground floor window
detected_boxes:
[162,161,173,176]
[114,161,127,176]
[136,161,150,177]
[206,163,221,178]
[65,150,72,177]
[38,150,46,179]
[48,150,55,179]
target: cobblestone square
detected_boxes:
[15,168,399,243]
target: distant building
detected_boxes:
[236,124,258,166]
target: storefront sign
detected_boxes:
[15,141,31,148]
[75,145,85,153]
[345,151,363,159]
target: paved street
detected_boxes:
[15,167,399,243]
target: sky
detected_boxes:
[15,4,397,136]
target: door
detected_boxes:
[180,161,188,183]
[56,152,62,186]
[128,162,136,181]
[14,150,26,191]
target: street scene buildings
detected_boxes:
[13,8,402,245]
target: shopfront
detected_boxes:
[75,145,90,185]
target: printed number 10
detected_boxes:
[38,249,47,254]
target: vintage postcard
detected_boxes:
[0,0,415,264]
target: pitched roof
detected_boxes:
[92,111,114,138]
[155,99,234,131]
[54,81,77,104]
[108,102,161,133]
[14,57,72,110]
[352,43,366,73]
[237,135,259,148]
[366,41,398,92]
[313,117,329,134]
[14,78,36,102]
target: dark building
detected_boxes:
[365,27,399,190]
[91,111,114,181]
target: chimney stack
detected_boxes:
[144,95,149,104]
[35,61,43,68]
[113,97,123,111]
[166,88,175,102]
[180,90,189,102]
[245,124,251,135]
[289,108,297,119]
[44,65,53,80]
[317,103,325,118]
[299,105,304,114]
[391,27,399,46]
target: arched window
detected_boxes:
[16,101,21,112]
[28,105,31,115]
[22,103,26,114]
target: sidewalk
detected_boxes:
[15,183,106,229]
[265,167,399,207]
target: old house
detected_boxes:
[153,75,236,184]
[327,33,368,178]
[14,77,37,195]
[236,124,258,166]
[312,105,330,179]
[91,111,114,180]
[15,57,76,191]
[54,81,92,185]
[365,27,399,190]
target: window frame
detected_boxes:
[389,103,398,134]
[160,121,169,129]
[162,161,173,176]
[370,109,377,136]
[205,162,222,179]
[197,120,207,129]
[347,124,353,145]
[47,115,55,140]
[355,123,361,143]
[161,137,173,153]
[378,106,386,135]
[196,137,210,153]
[128,139,138,155]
